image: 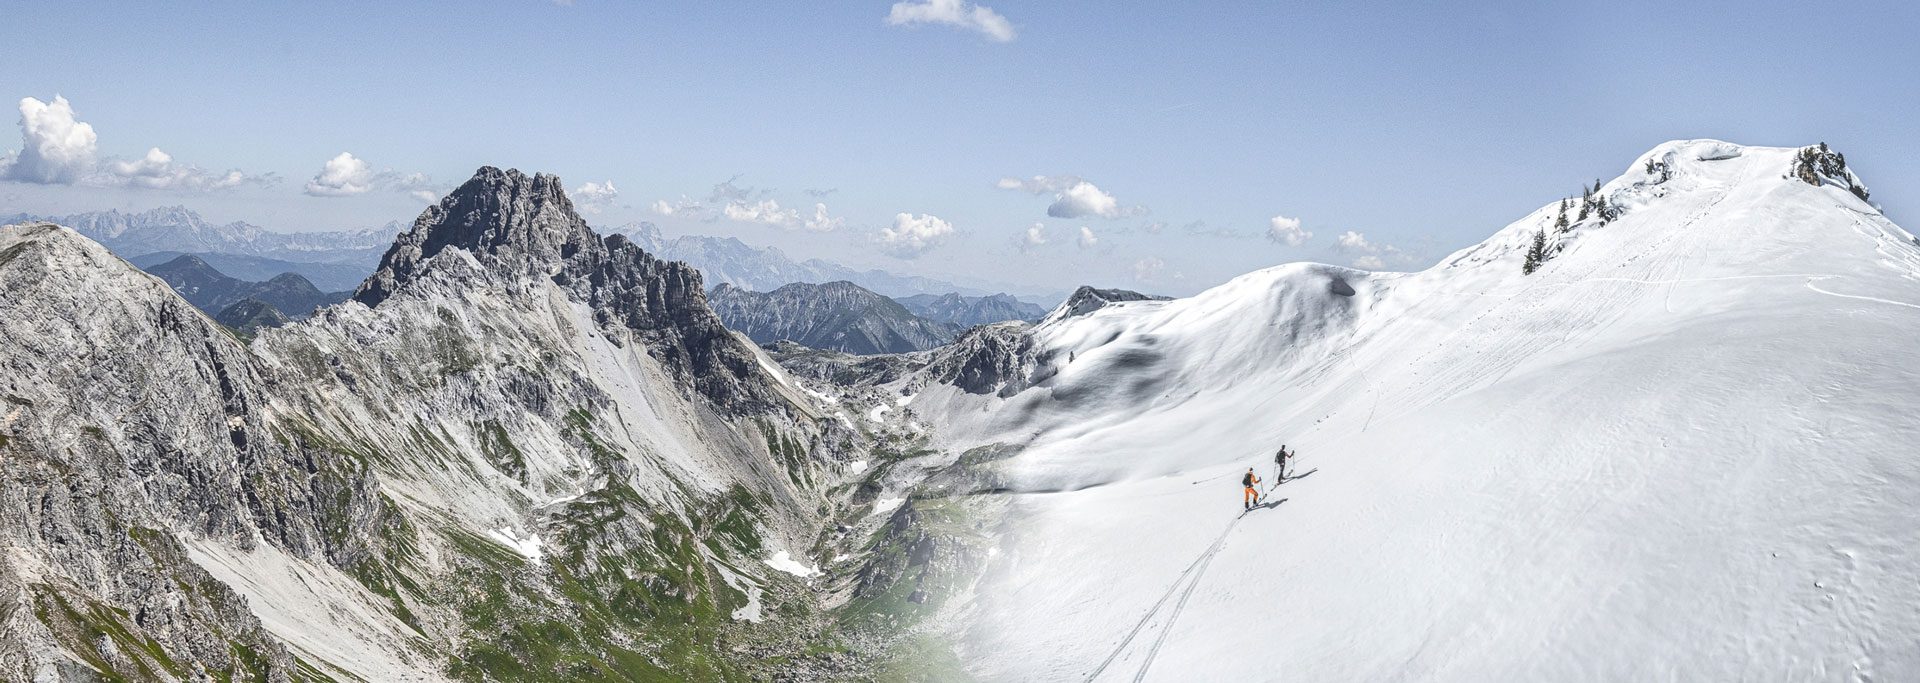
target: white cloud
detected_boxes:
[1077,226,1099,249]
[304,152,436,198]
[1133,256,1166,282]
[1023,222,1047,248]
[651,196,702,216]
[879,212,954,258]
[572,180,619,214]
[1051,181,1123,219]
[103,147,261,191]
[1267,214,1311,246]
[410,189,439,204]
[886,0,1015,42]
[653,177,821,228]
[996,175,1075,193]
[1334,230,1412,270]
[1,96,271,191]
[2,96,97,184]
[803,203,844,232]
[304,152,377,196]
[723,198,801,226]
[998,174,1139,219]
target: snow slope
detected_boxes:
[925,141,1920,680]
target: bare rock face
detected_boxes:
[0,222,362,681]
[0,167,857,681]
[923,322,1038,396]
[358,166,781,413]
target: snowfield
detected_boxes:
[920,141,1920,680]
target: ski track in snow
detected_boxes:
[1085,514,1243,683]
[1802,277,1920,311]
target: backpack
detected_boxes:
[1242,472,1255,487]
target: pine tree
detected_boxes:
[1555,198,1570,232]
[1523,229,1548,275]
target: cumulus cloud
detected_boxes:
[1022,222,1047,249]
[803,203,844,232]
[572,180,619,214]
[650,177,835,231]
[885,0,1015,42]
[103,147,263,191]
[998,174,1141,219]
[410,189,440,204]
[1334,230,1411,270]
[1266,214,1311,246]
[304,152,376,196]
[1335,230,1374,252]
[1133,256,1166,282]
[1051,181,1123,219]
[2,96,96,184]
[723,198,801,226]
[304,152,435,198]
[651,196,702,216]
[1,95,270,191]
[1077,226,1099,249]
[879,212,954,258]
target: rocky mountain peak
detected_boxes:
[355,166,600,305]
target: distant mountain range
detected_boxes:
[616,222,1055,302]
[707,281,961,354]
[2,206,400,265]
[140,254,350,321]
[4,207,401,290]
[896,292,1047,326]
[127,251,373,291]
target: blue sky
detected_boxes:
[3,0,1915,296]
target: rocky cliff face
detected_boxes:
[0,222,383,681]
[0,167,888,681]
[708,280,961,355]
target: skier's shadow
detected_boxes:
[1249,497,1287,512]
[1282,468,1318,482]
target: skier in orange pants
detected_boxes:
[1242,468,1262,510]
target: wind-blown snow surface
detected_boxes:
[918,141,1920,680]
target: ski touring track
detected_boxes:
[1083,498,1282,683]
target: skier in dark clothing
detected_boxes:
[1275,445,1293,482]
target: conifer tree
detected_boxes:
[1523,229,1548,275]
